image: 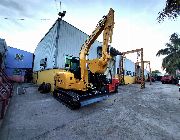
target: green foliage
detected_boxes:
[156,33,180,75]
[157,0,180,22]
[152,70,161,77]
[152,70,161,74]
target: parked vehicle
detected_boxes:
[147,76,155,82]
[106,78,119,93]
[161,75,174,84]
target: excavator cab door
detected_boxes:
[65,57,81,80]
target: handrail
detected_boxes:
[0,80,10,97]
[0,69,13,87]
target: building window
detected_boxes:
[126,70,128,75]
[40,58,47,69]
[97,46,102,58]
[13,68,22,75]
[117,68,119,74]
[133,72,135,76]
[126,71,132,76]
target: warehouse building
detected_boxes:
[5,47,33,82]
[33,18,120,89]
[33,19,100,71]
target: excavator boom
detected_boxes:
[80,8,115,87]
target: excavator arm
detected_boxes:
[79,8,115,87]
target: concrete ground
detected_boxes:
[0,82,180,140]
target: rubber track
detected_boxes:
[53,90,81,110]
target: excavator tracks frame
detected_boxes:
[53,89,109,110]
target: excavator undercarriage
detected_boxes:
[53,88,109,109]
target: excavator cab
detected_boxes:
[65,56,81,80]
[65,56,108,92]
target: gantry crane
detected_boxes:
[135,61,152,85]
[119,48,145,89]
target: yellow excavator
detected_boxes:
[53,8,115,109]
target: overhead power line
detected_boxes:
[1,17,51,21]
[1,1,63,21]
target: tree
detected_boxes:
[152,70,161,75]
[156,33,180,75]
[151,70,162,80]
[157,0,180,22]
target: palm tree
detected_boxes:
[156,33,180,75]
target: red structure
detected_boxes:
[0,38,13,119]
[0,69,13,119]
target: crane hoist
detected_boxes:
[53,8,115,109]
[135,61,152,85]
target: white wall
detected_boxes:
[33,19,101,71]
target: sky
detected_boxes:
[0,0,180,73]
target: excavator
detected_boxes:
[53,8,115,109]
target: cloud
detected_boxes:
[0,18,56,53]
[0,0,28,17]
[0,0,24,12]
[110,17,169,72]
[0,0,52,18]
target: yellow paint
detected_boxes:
[54,71,87,91]
[112,74,136,85]
[33,69,65,92]
[115,74,119,79]
[124,76,135,84]
[32,72,38,83]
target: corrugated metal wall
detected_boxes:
[115,55,120,74]
[34,21,58,71]
[115,55,135,75]
[0,39,7,54]
[56,20,100,68]
[34,19,101,71]
[124,58,135,76]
